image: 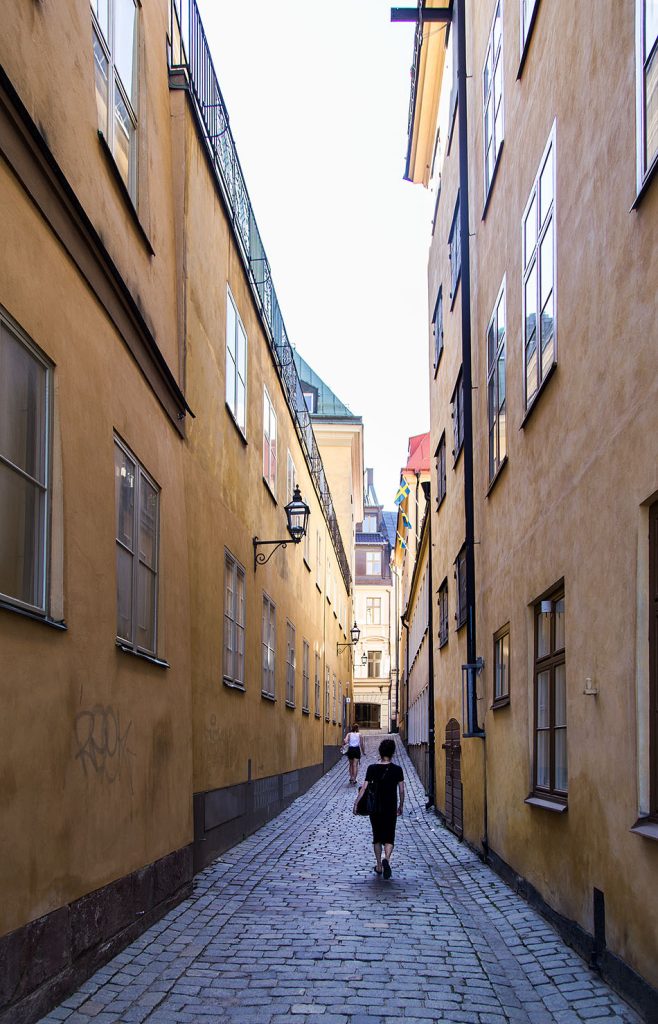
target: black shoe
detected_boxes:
[382,858,392,879]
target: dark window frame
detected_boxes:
[436,433,447,508]
[454,546,467,630]
[432,287,444,373]
[438,578,449,648]
[451,369,464,464]
[532,584,567,803]
[448,193,461,306]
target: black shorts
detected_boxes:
[347,747,361,760]
[370,812,397,845]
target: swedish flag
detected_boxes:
[397,531,408,551]
[394,480,410,506]
[402,511,412,530]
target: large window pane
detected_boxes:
[113,87,134,189]
[116,543,133,641]
[554,595,565,650]
[136,562,156,652]
[524,197,536,268]
[537,670,550,728]
[115,447,135,549]
[139,474,158,568]
[0,325,47,481]
[114,0,137,100]
[93,32,109,136]
[0,463,45,608]
[91,0,109,41]
[555,728,568,791]
[536,731,550,789]
[646,43,658,168]
[539,149,553,225]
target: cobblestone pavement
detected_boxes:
[40,736,642,1024]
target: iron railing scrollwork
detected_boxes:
[168,0,352,590]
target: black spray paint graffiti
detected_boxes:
[74,705,135,793]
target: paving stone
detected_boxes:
[36,739,642,1024]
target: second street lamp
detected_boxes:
[253,484,310,570]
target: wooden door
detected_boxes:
[443,718,463,837]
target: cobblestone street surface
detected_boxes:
[40,737,642,1024]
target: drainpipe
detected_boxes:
[422,484,436,809]
[401,611,410,741]
[455,0,482,737]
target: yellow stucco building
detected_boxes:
[400,0,658,1014]
[0,2,360,1019]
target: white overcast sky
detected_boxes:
[197,0,434,507]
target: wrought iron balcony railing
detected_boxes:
[168,0,351,591]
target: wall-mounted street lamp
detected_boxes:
[360,652,367,667]
[337,621,360,656]
[253,484,310,570]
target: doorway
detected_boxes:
[443,718,463,837]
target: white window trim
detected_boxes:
[286,620,296,707]
[366,551,382,576]
[263,386,277,496]
[226,286,247,435]
[636,0,658,193]
[223,549,245,688]
[521,120,557,412]
[519,0,539,60]
[261,593,276,699]
[91,0,139,199]
[302,639,310,712]
[314,647,321,717]
[114,435,160,657]
[0,310,52,616]
[483,0,504,201]
[487,276,507,481]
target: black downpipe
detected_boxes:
[401,614,410,738]
[423,485,436,808]
[455,0,480,733]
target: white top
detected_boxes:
[347,732,361,747]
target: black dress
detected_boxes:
[365,762,404,844]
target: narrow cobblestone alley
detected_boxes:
[40,738,643,1024]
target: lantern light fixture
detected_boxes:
[253,485,310,570]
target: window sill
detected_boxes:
[433,347,444,379]
[0,598,67,631]
[632,153,658,210]
[436,491,446,512]
[482,141,504,221]
[116,641,169,668]
[517,5,540,80]
[630,817,658,841]
[223,678,245,692]
[491,695,510,710]
[261,691,276,703]
[302,707,310,716]
[225,402,247,445]
[315,711,321,719]
[285,700,295,710]
[303,556,311,571]
[438,635,449,649]
[455,617,467,632]
[262,477,277,505]
[520,361,557,429]
[524,794,567,813]
[452,443,463,468]
[316,582,322,593]
[486,455,508,497]
[97,131,155,257]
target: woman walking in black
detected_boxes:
[353,738,404,879]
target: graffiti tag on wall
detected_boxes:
[74,705,135,794]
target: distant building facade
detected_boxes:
[352,470,396,731]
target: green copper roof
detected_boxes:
[293,351,360,420]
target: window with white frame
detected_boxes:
[483,0,504,198]
[487,281,507,481]
[263,387,277,494]
[223,550,245,688]
[366,596,381,625]
[316,530,322,588]
[286,450,296,505]
[303,515,310,564]
[302,639,310,712]
[114,437,159,656]
[332,673,337,722]
[326,557,332,605]
[637,0,658,188]
[286,620,296,706]
[493,624,510,705]
[367,650,382,678]
[91,0,138,197]
[362,514,378,532]
[520,0,539,55]
[314,648,321,716]
[522,124,556,408]
[366,550,381,576]
[226,288,247,433]
[0,313,51,614]
[448,193,461,301]
[261,593,276,698]
[325,666,330,721]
